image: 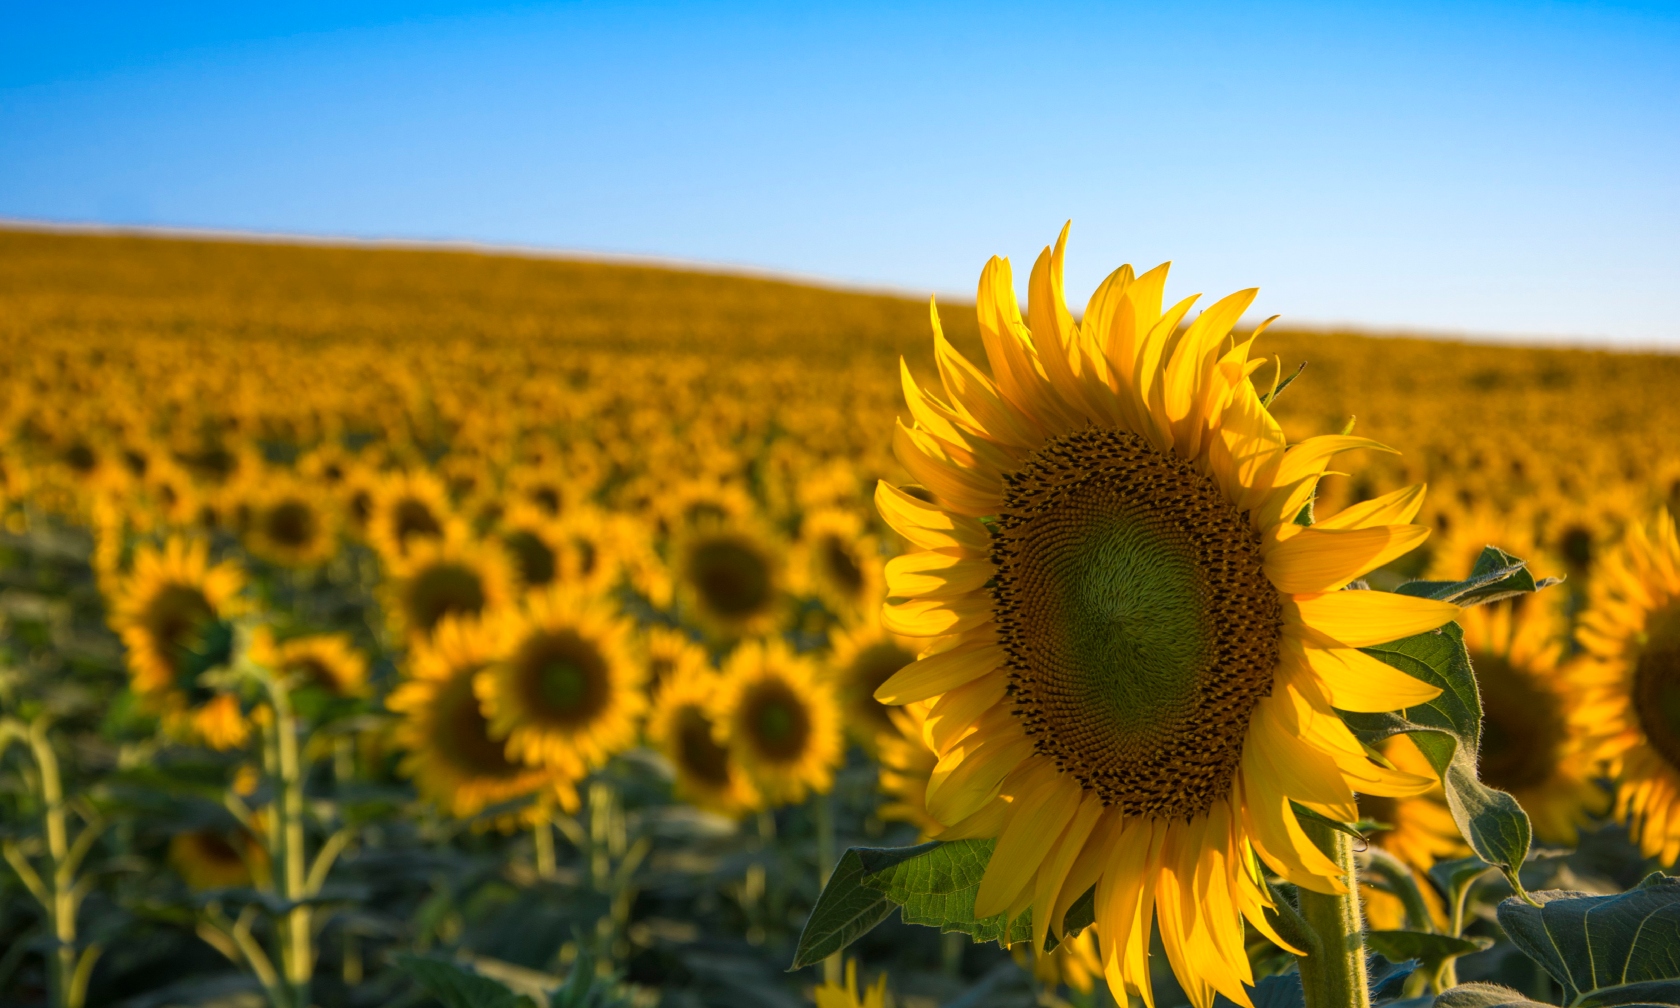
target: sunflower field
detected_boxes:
[3,226,1680,1008]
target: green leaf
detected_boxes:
[1575,979,1680,1007]
[1260,361,1306,407]
[1432,983,1551,1007]
[1341,622,1533,895]
[1365,929,1491,973]
[394,954,528,1008]
[1496,874,1680,1006]
[1289,801,1368,844]
[1394,546,1562,608]
[1213,970,1304,1008]
[788,845,914,969]
[1360,847,1436,934]
[858,838,1026,945]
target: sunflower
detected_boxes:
[791,508,885,620]
[672,517,790,643]
[648,656,759,815]
[382,537,513,642]
[1460,597,1606,844]
[713,639,842,807]
[828,613,918,750]
[498,501,567,592]
[1423,504,1538,582]
[814,959,891,1008]
[367,469,463,571]
[1573,509,1680,864]
[169,827,270,890]
[641,625,708,693]
[111,537,245,697]
[876,227,1453,1008]
[477,587,644,806]
[1357,734,1467,931]
[244,475,339,567]
[388,613,557,821]
[250,626,369,698]
[1027,927,1104,996]
[556,505,631,597]
[875,700,941,837]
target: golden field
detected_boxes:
[2,226,1679,1008]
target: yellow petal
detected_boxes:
[1314,484,1427,530]
[881,593,992,638]
[1264,525,1431,592]
[1286,591,1459,648]
[873,480,990,554]
[885,550,993,599]
[1283,636,1442,711]
[975,762,1077,918]
[893,420,1002,517]
[875,640,1003,705]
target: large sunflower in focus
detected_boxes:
[388,614,556,822]
[648,657,759,816]
[876,227,1455,1007]
[478,588,644,809]
[1574,509,1680,864]
[714,639,842,807]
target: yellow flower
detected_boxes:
[169,827,269,890]
[250,627,369,698]
[477,587,645,807]
[497,501,566,592]
[381,536,513,642]
[1573,508,1680,864]
[388,614,557,822]
[640,625,706,693]
[827,612,918,751]
[1027,928,1104,995]
[671,517,790,643]
[875,700,941,838]
[878,227,1452,1008]
[814,959,890,1008]
[648,656,758,816]
[1357,734,1467,930]
[713,639,842,808]
[112,537,245,695]
[791,507,885,620]
[366,469,463,571]
[1459,597,1606,845]
[243,475,339,567]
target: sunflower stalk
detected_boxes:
[0,716,106,1008]
[1293,817,1371,1008]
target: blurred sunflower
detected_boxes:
[388,613,556,821]
[875,700,941,837]
[814,959,891,1008]
[111,537,246,738]
[641,625,707,693]
[498,501,566,592]
[828,612,918,750]
[382,537,513,642]
[1574,509,1680,864]
[1357,734,1467,930]
[1026,928,1104,996]
[672,518,789,643]
[244,476,339,567]
[877,228,1450,1007]
[557,505,630,597]
[713,639,842,807]
[367,470,462,571]
[1423,504,1538,582]
[791,507,884,620]
[648,657,758,816]
[1461,597,1606,844]
[478,587,644,807]
[170,826,270,890]
[251,626,368,698]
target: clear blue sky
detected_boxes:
[3,2,1677,344]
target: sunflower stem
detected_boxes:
[1293,818,1370,1008]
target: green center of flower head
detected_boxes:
[743,678,811,762]
[1634,602,1680,773]
[404,563,487,634]
[689,536,772,620]
[517,629,610,728]
[993,429,1281,818]
[1469,645,1564,792]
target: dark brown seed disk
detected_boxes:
[1634,602,1680,774]
[991,428,1281,818]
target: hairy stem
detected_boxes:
[1294,819,1370,1008]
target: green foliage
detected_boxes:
[1366,931,1492,980]
[1432,983,1552,1007]
[1395,546,1563,608]
[1497,874,1680,1007]
[396,955,531,1008]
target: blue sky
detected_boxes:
[3,1,1677,344]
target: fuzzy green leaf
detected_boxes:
[1496,874,1680,1006]
[1366,929,1491,970]
[1395,546,1562,608]
[1432,983,1551,1007]
[788,845,915,969]
[859,838,1027,945]
[395,954,530,1008]
[1341,621,1533,894]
